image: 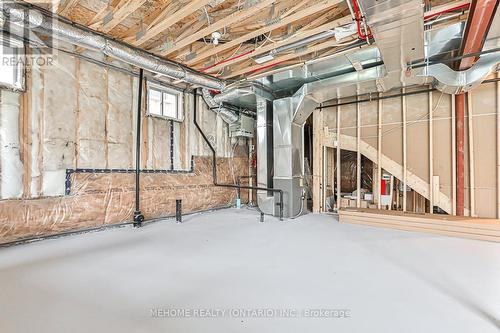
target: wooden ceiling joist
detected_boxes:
[203,15,352,74]
[97,0,147,33]
[223,37,355,78]
[57,0,78,16]
[185,0,344,66]
[133,0,216,47]
[159,0,277,57]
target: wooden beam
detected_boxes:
[497,72,500,218]
[133,0,219,47]
[222,36,353,79]
[185,0,343,66]
[88,0,121,27]
[159,0,277,56]
[119,2,178,41]
[97,0,147,33]
[424,0,470,19]
[468,92,475,217]
[204,16,352,75]
[57,0,78,16]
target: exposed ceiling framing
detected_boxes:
[25,0,467,81]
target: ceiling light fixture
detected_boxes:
[211,31,221,45]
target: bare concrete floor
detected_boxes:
[1,208,499,333]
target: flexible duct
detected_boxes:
[201,88,239,124]
[1,1,224,90]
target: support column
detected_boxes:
[455,93,465,216]
[356,100,361,208]
[402,89,407,212]
[377,95,382,210]
[336,103,341,211]
[429,91,434,214]
[497,73,500,218]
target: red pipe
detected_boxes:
[247,60,286,74]
[201,50,255,72]
[456,93,465,216]
[351,0,373,39]
[424,3,470,20]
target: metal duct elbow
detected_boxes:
[1,2,225,91]
[418,52,500,94]
[212,88,253,104]
[201,89,239,124]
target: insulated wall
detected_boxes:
[0,47,249,243]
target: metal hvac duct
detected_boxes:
[358,0,500,94]
[200,88,239,124]
[0,1,224,91]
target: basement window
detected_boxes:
[147,84,183,121]
[0,37,24,91]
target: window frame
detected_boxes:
[146,83,183,122]
[0,36,25,92]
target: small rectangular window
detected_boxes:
[147,84,182,121]
[0,37,24,91]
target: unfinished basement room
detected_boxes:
[1,0,500,332]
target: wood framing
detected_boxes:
[210,16,352,76]
[159,0,277,56]
[402,88,407,212]
[356,99,361,208]
[339,208,500,242]
[468,92,475,217]
[377,94,382,210]
[98,0,147,33]
[185,0,344,66]
[336,102,341,210]
[429,90,434,214]
[133,0,215,46]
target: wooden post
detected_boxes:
[468,92,475,217]
[429,91,434,214]
[356,100,361,208]
[497,72,500,218]
[451,95,457,215]
[322,145,327,212]
[312,109,323,213]
[402,88,407,212]
[377,94,382,210]
[336,103,341,210]
[389,175,394,210]
[456,93,465,216]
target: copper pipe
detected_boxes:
[455,93,465,216]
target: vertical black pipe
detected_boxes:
[170,119,174,170]
[133,68,145,227]
[193,90,284,220]
[176,199,182,223]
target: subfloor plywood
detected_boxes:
[1,209,499,333]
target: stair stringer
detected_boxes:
[338,134,453,214]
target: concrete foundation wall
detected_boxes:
[0,49,248,243]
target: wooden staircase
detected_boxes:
[337,134,456,214]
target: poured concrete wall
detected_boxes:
[0,49,248,243]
